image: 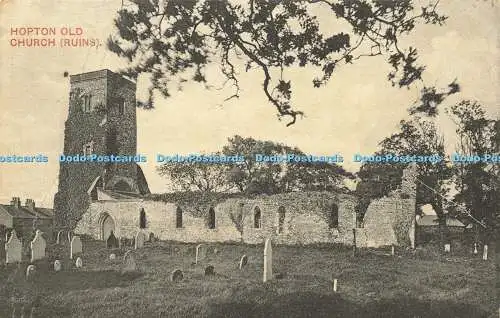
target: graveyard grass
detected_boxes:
[0,240,496,318]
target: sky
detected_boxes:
[0,0,498,208]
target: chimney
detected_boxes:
[25,199,35,212]
[10,197,21,208]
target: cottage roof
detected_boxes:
[0,204,53,219]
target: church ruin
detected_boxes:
[55,70,417,247]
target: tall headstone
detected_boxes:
[67,231,72,244]
[239,255,248,270]
[122,250,137,273]
[409,218,416,249]
[70,236,83,259]
[195,244,206,264]
[134,231,145,250]
[263,238,272,282]
[0,237,5,265]
[5,230,22,263]
[30,230,46,262]
[483,245,488,260]
[56,231,64,245]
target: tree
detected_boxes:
[446,100,499,244]
[356,116,452,242]
[108,0,450,125]
[157,152,235,192]
[222,135,292,194]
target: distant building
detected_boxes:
[0,197,53,239]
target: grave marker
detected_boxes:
[171,269,184,282]
[444,244,451,253]
[483,245,488,260]
[134,231,145,250]
[263,238,272,282]
[54,260,62,272]
[122,250,137,273]
[204,265,215,276]
[26,264,36,280]
[75,257,83,268]
[195,244,206,264]
[30,230,46,262]
[5,230,22,263]
[56,231,64,245]
[239,255,248,269]
[70,236,83,259]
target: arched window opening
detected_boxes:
[139,208,147,229]
[277,206,286,234]
[329,204,339,229]
[176,206,183,228]
[207,207,216,229]
[254,206,262,228]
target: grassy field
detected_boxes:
[0,239,496,318]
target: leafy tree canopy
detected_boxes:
[108,0,451,125]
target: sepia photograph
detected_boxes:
[0,0,498,317]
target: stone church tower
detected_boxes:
[54,69,150,230]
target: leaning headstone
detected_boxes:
[106,231,119,249]
[56,231,64,245]
[30,230,47,262]
[134,231,145,250]
[6,230,22,264]
[122,250,137,273]
[26,265,36,280]
[195,244,206,264]
[171,269,183,282]
[483,245,488,260]
[239,255,248,270]
[444,244,451,253]
[204,265,215,276]
[54,260,62,272]
[263,238,272,282]
[70,236,83,260]
[75,257,83,268]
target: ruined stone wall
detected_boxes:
[241,192,357,245]
[356,164,417,248]
[74,191,359,245]
[75,199,241,243]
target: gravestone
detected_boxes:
[483,245,488,260]
[30,230,46,262]
[171,269,183,282]
[134,231,145,250]
[54,260,62,272]
[263,238,272,282]
[26,264,36,280]
[0,238,5,265]
[67,231,72,244]
[213,248,219,254]
[109,253,116,260]
[149,233,155,242]
[195,244,206,264]
[106,231,119,249]
[204,265,215,276]
[239,255,248,269]
[5,230,22,263]
[56,231,64,245]
[122,250,137,273]
[473,243,478,254]
[75,257,83,268]
[70,236,83,259]
[409,218,416,249]
[444,244,451,253]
